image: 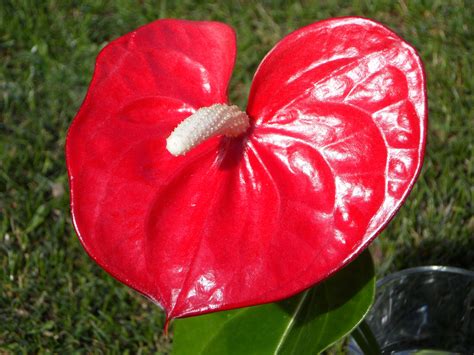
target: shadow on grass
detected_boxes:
[392,236,474,271]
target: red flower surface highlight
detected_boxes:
[66,17,427,320]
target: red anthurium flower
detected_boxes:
[66,17,427,320]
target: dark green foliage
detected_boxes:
[173,251,374,355]
[1,0,472,352]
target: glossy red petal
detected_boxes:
[67,17,427,320]
[245,17,426,302]
[66,19,236,309]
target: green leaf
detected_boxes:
[172,250,375,355]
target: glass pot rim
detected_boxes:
[377,265,474,288]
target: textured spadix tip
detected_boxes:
[166,135,187,157]
[166,103,250,157]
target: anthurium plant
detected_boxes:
[66,17,426,353]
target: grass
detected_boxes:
[1,0,472,352]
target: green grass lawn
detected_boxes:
[1,0,472,352]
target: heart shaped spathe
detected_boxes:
[66,17,427,319]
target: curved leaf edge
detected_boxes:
[317,250,376,354]
[172,250,375,355]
